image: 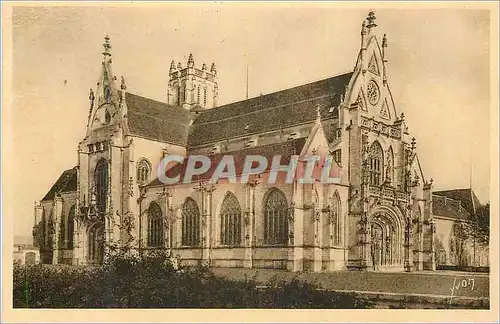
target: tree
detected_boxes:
[474,203,490,246]
[462,203,490,247]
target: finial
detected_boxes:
[120,76,127,90]
[210,62,217,74]
[366,11,377,29]
[316,104,321,119]
[430,178,434,184]
[169,60,176,73]
[89,88,95,102]
[102,35,112,58]
[400,112,405,120]
[382,34,388,48]
[177,62,182,69]
[188,53,194,68]
[202,63,207,71]
[411,137,416,150]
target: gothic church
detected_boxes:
[33,12,486,272]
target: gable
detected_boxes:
[409,153,426,184]
[347,35,398,123]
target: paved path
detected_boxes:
[212,268,489,299]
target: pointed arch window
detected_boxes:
[180,85,186,104]
[60,206,75,249]
[220,193,242,246]
[332,193,342,246]
[88,223,105,264]
[322,192,342,247]
[147,202,164,247]
[67,205,75,249]
[137,159,151,186]
[94,159,108,215]
[368,142,384,186]
[59,210,66,249]
[182,198,201,246]
[263,188,289,246]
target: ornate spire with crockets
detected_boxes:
[102,35,112,60]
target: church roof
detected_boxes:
[433,188,480,216]
[149,137,307,187]
[188,72,353,147]
[125,92,190,146]
[432,194,472,221]
[41,167,78,201]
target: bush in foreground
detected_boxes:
[13,252,372,309]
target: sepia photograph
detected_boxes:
[1,1,498,323]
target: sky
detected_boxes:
[6,4,492,239]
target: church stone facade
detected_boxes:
[32,12,485,272]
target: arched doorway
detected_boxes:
[370,208,403,271]
[88,222,105,264]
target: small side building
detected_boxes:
[433,188,489,269]
[13,236,40,265]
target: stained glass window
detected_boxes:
[263,188,289,245]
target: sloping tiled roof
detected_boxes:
[433,188,480,216]
[188,72,353,147]
[149,137,308,187]
[432,194,472,221]
[126,92,190,146]
[42,167,78,201]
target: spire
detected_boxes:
[210,62,217,75]
[187,53,194,68]
[87,88,95,127]
[89,88,95,105]
[102,35,112,60]
[120,76,127,90]
[202,63,207,71]
[177,62,182,70]
[94,35,117,106]
[366,11,377,29]
[169,60,176,74]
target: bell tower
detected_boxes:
[166,54,219,110]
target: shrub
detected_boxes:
[13,253,372,309]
